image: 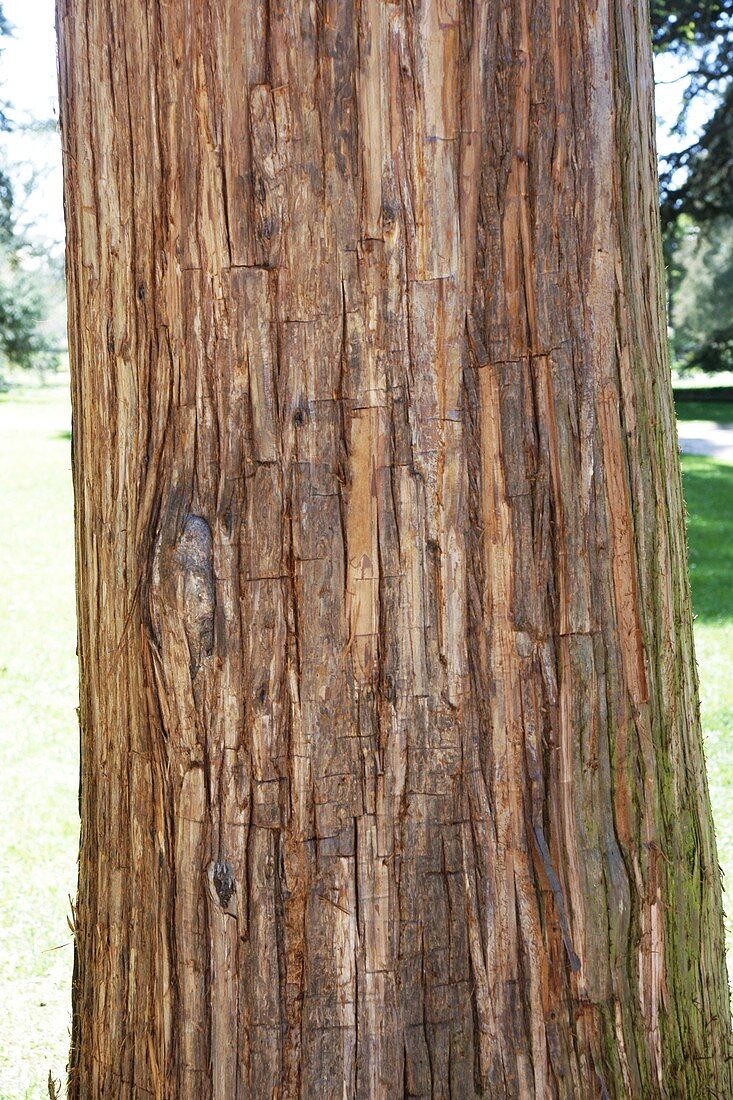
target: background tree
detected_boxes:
[651,0,731,222]
[652,0,733,371]
[58,0,733,1097]
[0,5,62,382]
[671,216,733,371]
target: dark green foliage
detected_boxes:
[653,1,733,371]
[0,231,60,379]
[671,218,733,370]
[651,1,732,226]
[661,81,733,228]
[0,253,61,373]
[651,1,731,54]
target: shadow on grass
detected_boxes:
[675,399,733,425]
[682,454,733,624]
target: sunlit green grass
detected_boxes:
[682,454,733,957]
[0,387,731,1097]
[0,381,77,1100]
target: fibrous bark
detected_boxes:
[57,0,732,1096]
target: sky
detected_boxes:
[1,0,62,248]
[0,0,716,255]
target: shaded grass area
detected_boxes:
[674,397,733,424]
[0,387,732,1095]
[0,382,77,1100]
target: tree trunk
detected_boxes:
[57,1,732,1096]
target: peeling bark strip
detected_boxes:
[58,0,732,1097]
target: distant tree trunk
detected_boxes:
[57,1,732,1096]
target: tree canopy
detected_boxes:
[652,0,732,226]
[652,0,733,372]
[0,4,61,380]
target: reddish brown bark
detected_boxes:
[58,0,732,1096]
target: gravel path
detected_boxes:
[677,420,733,463]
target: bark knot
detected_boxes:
[206,860,238,918]
[174,515,215,673]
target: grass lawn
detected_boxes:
[682,454,733,960]
[0,384,731,1097]
[674,397,733,424]
[0,382,77,1100]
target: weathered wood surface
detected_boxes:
[57,0,732,1096]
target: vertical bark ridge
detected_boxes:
[58,0,732,1096]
